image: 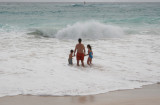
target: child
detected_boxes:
[87,44,93,65]
[68,50,74,65]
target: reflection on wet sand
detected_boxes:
[71,96,94,104]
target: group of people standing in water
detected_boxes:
[68,38,93,67]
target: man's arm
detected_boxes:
[74,45,77,56]
[83,45,86,55]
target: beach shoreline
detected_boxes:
[0,84,160,105]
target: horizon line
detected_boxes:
[0,1,160,3]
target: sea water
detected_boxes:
[0,2,160,97]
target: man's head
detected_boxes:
[78,38,82,43]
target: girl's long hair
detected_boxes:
[87,44,92,50]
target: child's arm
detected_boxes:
[85,50,89,56]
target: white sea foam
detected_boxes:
[0,30,160,97]
[55,21,124,39]
[28,21,124,39]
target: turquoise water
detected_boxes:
[0,2,160,36]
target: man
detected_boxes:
[74,38,86,67]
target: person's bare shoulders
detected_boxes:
[78,44,84,48]
[76,44,78,47]
[81,44,85,49]
[76,43,81,48]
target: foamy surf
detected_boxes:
[28,21,124,39]
[0,32,160,97]
[56,21,124,39]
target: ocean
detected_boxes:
[0,2,160,97]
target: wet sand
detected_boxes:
[0,84,160,105]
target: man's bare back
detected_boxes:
[76,43,85,54]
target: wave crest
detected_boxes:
[29,21,124,39]
[56,21,124,39]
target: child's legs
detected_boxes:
[88,57,92,65]
[87,57,90,65]
[68,59,72,65]
[90,58,92,64]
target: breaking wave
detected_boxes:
[28,21,124,39]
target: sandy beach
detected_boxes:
[0,84,160,105]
